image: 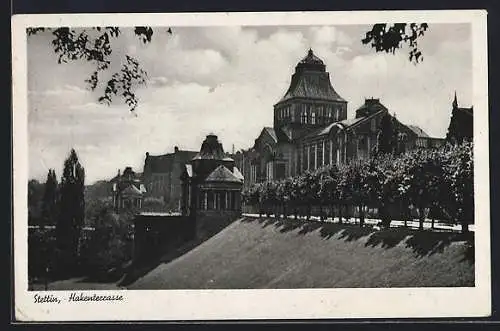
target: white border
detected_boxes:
[12,10,490,321]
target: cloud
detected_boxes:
[28,84,88,96]
[27,24,472,184]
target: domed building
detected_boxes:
[180,134,244,236]
[235,49,444,188]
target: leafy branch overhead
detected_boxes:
[362,23,429,64]
[27,26,170,111]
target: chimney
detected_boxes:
[174,146,179,153]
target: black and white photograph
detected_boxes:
[12,10,490,321]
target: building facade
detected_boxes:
[446,92,473,144]
[142,147,198,211]
[110,166,146,210]
[235,49,445,189]
[180,134,244,217]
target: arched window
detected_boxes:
[311,110,316,124]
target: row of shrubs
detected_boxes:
[242,142,473,233]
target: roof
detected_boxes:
[299,48,325,66]
[185,164,193,178]
[407,125,430,138]
[121,184,143,196]
[232,167,244,181]
[110,167,143,183]
[205,165,243,183]
[303,117,366,139]
[458,107,473,116]
[278,72,345,104]
[145,150,198,173]
[261,127,291,144]
[193,134,226,160]
[277,49,345,104]
[264,127,278,142]
[355,98,389,118]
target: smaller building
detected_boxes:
[143,147,198,211]
[110,166,146,210]
[181,134,244,237]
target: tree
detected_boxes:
[362,23,429,64]
[27,27,171,111]
[80,200,134,276]
[398,149,445,230]
[56,149,86,274]
[41,169,59,226]
[441,142,474,233]
[28,179,45,226]
[365,157,390,228]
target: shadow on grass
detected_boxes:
[116,217,240,287]
[242,216,474,262]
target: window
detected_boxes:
[309,145,315,170]
[302,145,307,171]
[276,163,286,179]
[325,140,331,165]
[220,191,227,210]
[207,191,214,210]
[266,161,274,181]
[337,136,342,164]
[301,110,307,124]
[311,111,316,124]
[371,118,376,132]
[317,141,323,167]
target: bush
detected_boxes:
[80,203,134,276]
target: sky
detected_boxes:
[27,24,472,184]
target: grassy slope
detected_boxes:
[129,217,474,289]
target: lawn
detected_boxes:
[129,216,474,289]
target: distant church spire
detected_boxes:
[453,91,458,109]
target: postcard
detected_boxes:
[12,10,490,321]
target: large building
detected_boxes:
[235,49,444,188]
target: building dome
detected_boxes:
[295,48,326,73]
[193,134,226,160]
[276,48,344,105]
[300,48,324,65]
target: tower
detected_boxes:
[273,49,348,141]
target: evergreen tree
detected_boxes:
[56,149,85,273]
[28,179,44,226]
[41,169,59,226]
